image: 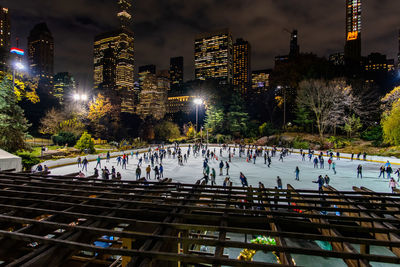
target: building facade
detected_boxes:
[345,0,362,60]
[289,30,300,57]
[138,64,156,90]
[0,6,10,71]
[194,29,233,84]
[251,69,272,94]
[233,38,251,96]
[28,23,54,92]
[53,72,76,105]
[136,73,169,120]
[169,56,183,90]
[93,0,135,113]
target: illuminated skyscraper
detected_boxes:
[233,38,251,95]
[195,29,233,84]
[0,6,10,71]
[345,0,361,60]
[138,64,156,90]
[28,23,54,92]
[93,0,135,113]
[170,56,183,90]
[251,69,272,95]
[53,72,76,105]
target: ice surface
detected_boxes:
[49,146,400,193]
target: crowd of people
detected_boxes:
[38,143,400,193]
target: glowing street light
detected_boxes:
[73,93,89,102]
[12,61,26,90]
[194,98,203,133]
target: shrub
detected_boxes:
[75,132,95,153]
[17,152,40,171]
[52,132,77,146]
[361,126,383,146]
[259,122,277,137]
[292,138,309,149]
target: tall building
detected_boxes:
[345,0,361,60]
[251,69,272,94]
[53,72,76,105]
[28,23,54,92]
[0,6,11,71]
[233,38,251,95]
[138,64,156,90]
[169,56,183,90]
[194,29,233,84]
[289,30,300,57]
[93,0,135,113]
[136,73,169,120]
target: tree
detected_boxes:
[343,114,362,138]
[39,108,66,135]
[204,105,224,134]
[75,132,95,153]
[87,93,115,139]
[154,121,181,141]
[259,122,276,137]
[381,86,400,113]
[226,95,249,137]
[381,100,400,146]
[297,79,349,140]
[293,106,313,132]
[0,77,31,152]
[0,71,39,103]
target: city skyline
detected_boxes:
[2,0,399,88]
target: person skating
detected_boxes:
[320,157,324,169]
[336,152,340,160]
[106,151,110,162]
[395,168,400,182]
[225,161,230,175]
[136,166,141,180]
[267,156,271,168]
[95,155,101,168]
[219,160,224,176]
[389,178,399,193]
[239,172,248,187]
[313,157,319,168]
[295,166,300,181]
[328,158,332,169]
[264,153,267,164]
[332,161,337,174]
[159,164,164,178]
[77,157,82,168]
[378,166,385,178]
[210,168,216,186]
[276,176,282,190]
[313,175,324,193]
[154,165,160,180]
[363,152,367,161]
[82,157,88,172]
[324,175,330,186]
[223,177,231,187]
[122,157,127,169]
[357,164,363,179]
[387,166,393,179]
[351,153,354,161]
[146,165,151,180]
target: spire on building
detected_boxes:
[117,0,132,29]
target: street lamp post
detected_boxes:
[12,62,25,90]
[194,98,203,133]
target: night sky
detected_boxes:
[2,0,399,89]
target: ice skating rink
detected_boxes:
[50,147,399,193]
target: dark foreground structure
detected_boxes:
[0,170,400,266]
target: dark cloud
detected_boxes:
[2,0,399,88]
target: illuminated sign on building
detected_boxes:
[347,31,358,41]
[10,47,24,55]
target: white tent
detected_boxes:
[0,149,22,172]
